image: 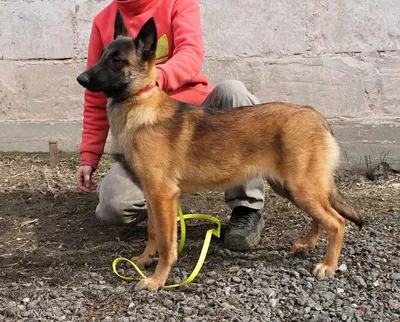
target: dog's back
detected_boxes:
[156,101,339,194]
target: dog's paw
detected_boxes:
[312,263,337,278]
[135,277,164,291]
[291,240,316,253]
[130,255,154,270]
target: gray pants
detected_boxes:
[96,80,265,224]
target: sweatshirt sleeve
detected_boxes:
[79,21,109,170]
[155,0,205,91]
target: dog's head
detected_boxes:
[77,11,157,98]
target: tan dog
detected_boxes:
[77,11,363,291]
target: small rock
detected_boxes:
[391,273,400,280]
[304,307,311,314]
[182,306,192,315]
[197,304,206,313]
[232,276,241,283]
[354,276,367,288]
[342,313,347,321]
[297,296,308,306]
[163,299,174,309]
[388,299,399,310]
[322,301,331,309]
[307,299,316,308]
[128,302,134,309]
[315,304,323,311]
[338,264,347,272]
[266,288,275,297]
[102,317,113,322]
[238,284,246,292]
[390,183,400,189]
[297,267,311,277]
[22,298,30,303]
[8,301,17,307]
[311,293,320,301]
[337,288,345,295]
[323,291,336,301]
[269,298,277,308]
[6,308,16,317]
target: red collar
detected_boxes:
[137,84,155,95]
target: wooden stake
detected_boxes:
[49,139,59,167]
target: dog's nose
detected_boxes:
[77,73,90,87]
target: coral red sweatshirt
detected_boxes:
[80,0,213,169]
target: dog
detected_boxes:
[77,11,363,291]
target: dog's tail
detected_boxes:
[330,184,363,229]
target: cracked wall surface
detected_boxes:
[0,0,399,167]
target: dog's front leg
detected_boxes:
[135,186,180,291]
[131,202,157,269]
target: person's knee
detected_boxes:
[213,80,247,102]
[95,202,126,225]
[95,163,146,225]
[211,80,259,109]
[95,196,147,225]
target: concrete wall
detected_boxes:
[1,0,399,167]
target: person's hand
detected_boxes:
[76,165,97,192]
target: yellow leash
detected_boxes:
[112,204,221,288]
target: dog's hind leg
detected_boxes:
[131,202,157,269]
[291,218,322,253]
[290,187,345,278]
[135,185,180,291]
[267,178,323,253]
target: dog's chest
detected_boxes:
[107,102,131,155]
[106,99,159,158]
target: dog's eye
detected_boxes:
[112,57,122,63]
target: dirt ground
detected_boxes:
[0,152,399,321]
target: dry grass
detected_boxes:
[0,152,114,194]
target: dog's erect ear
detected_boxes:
[134,18,157,61]
[114,10,130,39]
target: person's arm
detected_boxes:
[156,0,205,91]
[79,21,109,170]
[76,21,109,192]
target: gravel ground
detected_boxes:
[0,153,399,321]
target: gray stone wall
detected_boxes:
[1,0,399,167]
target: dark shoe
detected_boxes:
[224,206,265,251]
